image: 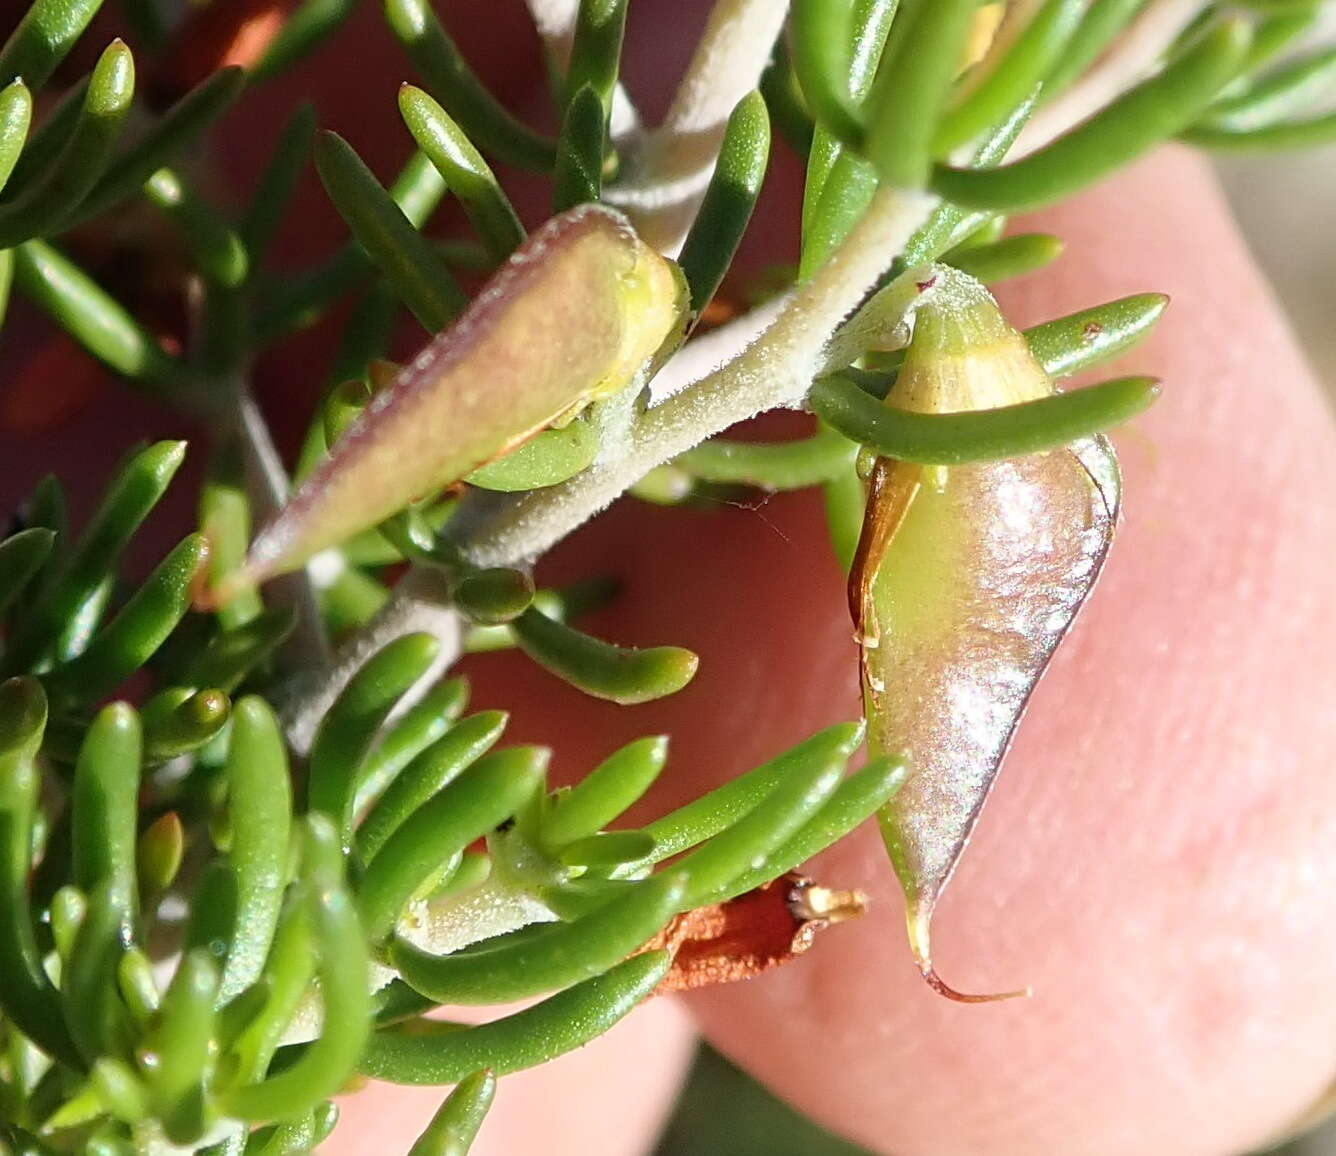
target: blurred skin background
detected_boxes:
[0,3,1334,1154]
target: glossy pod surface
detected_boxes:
[218,204,682,597]
[853,269,1120,1000]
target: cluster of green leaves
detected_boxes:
[0,441,905,1151]
[0,0,1331,1152]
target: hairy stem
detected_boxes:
[453,186,937,567]
[606,0,790,253]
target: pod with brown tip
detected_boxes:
[214,204,683,602]
[850,268,1120,1002]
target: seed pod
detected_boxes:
[210,204,684,602]
[851,268,1121,1001]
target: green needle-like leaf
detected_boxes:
[200,474,261,631]
[642,722,864,863]
[360,950,670,1084]
[1024,292,1170,378]
[0,678,79,1066]
[5,440,186,674]
[357,711,508,862]
[143,169,249,288]
[135,811,184,896]
[846,291,1170,393]
[557,829,656,868]
[1195,43,1336,131]
[145,950,219,1144]
[63,875,135,1062]
[0,0,103,91]
[464,421,600,491]
[865,0,976,188]
[565,0,628,117]
[225,895,315,1087]
[117,947,160,1024]
[822,458,865,573]
[225,817,370,1122]
[1183,109,1336,148]
[353,676,469,811]
[760,38,815,156]
[242,101,318,263]
[259,151,447,341]
[900,97,1033,268]
[359,748,546,942]
[220,697,293,1003]
[0,39,135,248]
[70,703,140,926]
[720,754,908,899]
[252,0,358,80]
[810,373,1159,464]
[934,0,1084,155]
[0,81,33,195]
[541,735,668,851]
[678,90,770,316]
[933,18,1253,210]
[91,1055,150,1123]
[142,689,229,762]
[673,757,844,907]
[43,534,209,706]
[677,425,858,489]
[308,632,441,848]
[0,529,54,619]
[451,568,534,626]
[12,241,183,387]
[393,871,684,1005]
[802,148,879,277]
[800,0,897,249]
[407,1070,496,1156]
[552,83,605,212]
[384,0,556,171]
[513,607,698,705]
[72,66,247,226]
[1042,0,1148,97]
[179,609,296,693]
[315,130,465,332]
[945,231,1063,284]
[399,85,525,262]
[791,0,861,146]
[322,380,370,448]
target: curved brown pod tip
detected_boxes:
[852,268,1120,1003]
[207,204,684,606]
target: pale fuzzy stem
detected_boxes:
[235,394,329,669]
[606,0,789,254]
[454,187,938,568]
[648,294,786,403]
[523,0,641,144]
[1015,0,1208,154]
[277,565,462,754]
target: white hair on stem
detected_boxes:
[452,187,938,567]
[605,0,790,255]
